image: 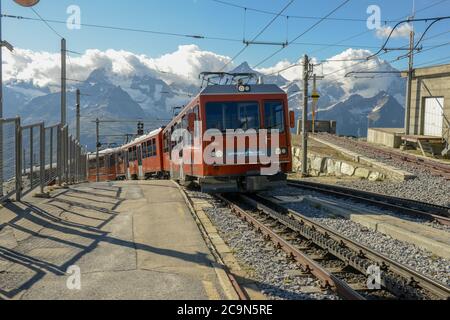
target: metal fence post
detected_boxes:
[0,119,3,198]
[29,127,33,189]
[50,127,53,181]
[57,125,62,186]
[39,123,45,194]
[22,149,25,176]
[76,143,80,183]
[15,117,22,202]
[65,129,69,185]
[70,136,74,184]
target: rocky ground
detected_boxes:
[187,190,339,300]
[306,134,450,207]
[266,187,449,286]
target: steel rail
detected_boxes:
[216,194,366,300]
[287,180,450,226]
[248,194,450,300]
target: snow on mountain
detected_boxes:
[317,92,405,137]
[3,46,407,145]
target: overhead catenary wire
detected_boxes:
[252,0,351,68]
[368,16,450,59]
[262,0,450,77]
[219,0,295,71]
[307,0,450,57]
[1,13,239,42]
[208,0,397,23]
[29,7,64,39]
[3,14,411,52]
[343,41,450,78]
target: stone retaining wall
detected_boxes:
[291,147,385,181]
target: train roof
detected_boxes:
[199,84,285,96]
[87,147,121,157]
[122,127,163,149]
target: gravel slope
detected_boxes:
[316,134,450,207]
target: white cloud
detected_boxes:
[256,60,303,82]
[4,45,403,104]
[375,23,412,39]
[4,45,231,88]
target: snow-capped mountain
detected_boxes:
[3,46,407,148]
[316,92,405,137]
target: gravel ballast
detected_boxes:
[316,134,450,207]
[265,188,450,286]
[187,191,339,300]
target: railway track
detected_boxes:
[287,180,450,226]
[217,193,450,300]
[316,133,450,180]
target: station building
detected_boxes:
[368,63,450,156]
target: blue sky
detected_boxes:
[3,0,450,70]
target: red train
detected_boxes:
[88,79,295,192]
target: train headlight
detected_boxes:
[237,85,251,93]
[214,150,223,158]
[274,148,287,156]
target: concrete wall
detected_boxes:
[367,128,404,148]
[408,63,450,137]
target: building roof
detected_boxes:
[402,62,450,78]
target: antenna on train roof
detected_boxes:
[199,72,258,88]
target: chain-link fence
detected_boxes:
[0,118,87,203]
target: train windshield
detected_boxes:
[205,101,260,131]
[264,101,285,133]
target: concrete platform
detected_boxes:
[0,181,233,300]
[367,128,404,148]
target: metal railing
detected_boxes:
[0,117,87,203]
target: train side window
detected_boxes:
[137,145,143,166]
[193,105,200,139]
[163,132,168,153]
[152,138,157,156]
[145,140,150,158]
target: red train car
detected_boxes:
[88,148,121,182]
[87,79,294,193]
[161,83,295,192]
[122,128,164,180]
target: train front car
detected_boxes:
[166,75,295,193]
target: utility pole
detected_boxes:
[311,74,324,135]
[301,55,309,177]
[312,74,318,134]
[61,38,67,126]
[96,118,100,183]
[76,89,81,142]
[404,30,414,136]
[0,0,4,197]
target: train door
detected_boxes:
[126,148,131,180]
[137,144,144,179]
[180,116,188,181]
[169,125,178,180]
[189,106,199,177]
